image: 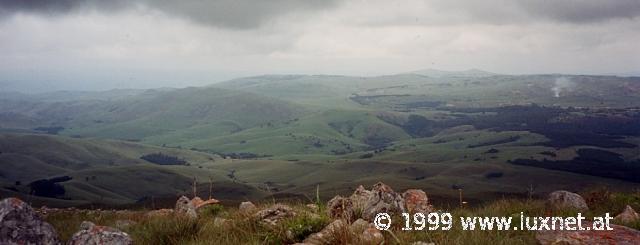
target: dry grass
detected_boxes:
[44,189,640,244]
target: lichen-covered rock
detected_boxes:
[615,205,640,224]
[546,190,588,211]
[68,221,133,245]
[239,201,257,213]
[0,197,60,245]
[255,204,296,226]
[403,189,434,214]
[327,196,355,221]
[536,222,640,245]
[362,182,405,221]
[175,196,197,218]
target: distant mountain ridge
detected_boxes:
[407,68,498,78]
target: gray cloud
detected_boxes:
[516,0,640,23]
[0,0,338,29]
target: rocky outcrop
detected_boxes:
[403,189,434,214]
[615,205,640,224]
[546,190,589,211]
[255,204,296,226]
[536,222,640,245]
[327,182,429,222]
[362,183,406,221]
[0,197,60,245]
[175,196,197,219]
[68,221,133,245]
[327,196,355,221]
[239,201,257,213]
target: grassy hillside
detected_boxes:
[0,133,268,206]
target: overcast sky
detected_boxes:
[1,0,639,92]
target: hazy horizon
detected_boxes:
[1,0,639,93]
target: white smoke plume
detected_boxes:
[551,77,576,97]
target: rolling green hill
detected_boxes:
[0,133,268,206]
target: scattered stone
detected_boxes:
[362,182,406,221]
[615,205,640,224]
[175,196,197,219]
[0,197,60,245]
[536,222,640,245]
[327,196,355,222]
[68,222,133,245]
[403,189,434,214]
[239,201,257,213]
[546,190,588,211]
[255,204,296,226]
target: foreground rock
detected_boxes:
[0,198,60,245]
[302,218,383,245]
[536,222,640,245]
[68,221,132,245]
[546,190,588,211]
[615,205,640,223]
[328,182,412,222]
[255,204,296,226]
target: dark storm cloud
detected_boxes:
[0,0,338,29]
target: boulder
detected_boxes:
[615,205,640,224]
[403,189,434,214]
[362,182,405,221]
[68,221,133,245]
[254,204,296,226]
[0,197,60,245]
[175,196,197,219]
[239,201,257,213]
[536,222,640,245]
[327,196,355,222]
[546,190,588,211]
